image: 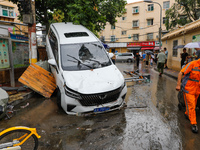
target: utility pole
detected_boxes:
[21,0,37,63]
[28,0,37,63]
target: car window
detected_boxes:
[122,53,132,56]
[60,42,112,71]
[49,28,59,65]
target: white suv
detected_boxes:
[116,53,134,62]
[46,22,127,115]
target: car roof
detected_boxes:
[51,22,98,44]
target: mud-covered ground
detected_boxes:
[1,62,200,150]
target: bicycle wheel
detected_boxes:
[0,129,38,150]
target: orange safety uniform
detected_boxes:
[181,59,200,125]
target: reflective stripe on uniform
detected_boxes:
[191,69,200,71]
[188,78,199,82]
[184,63,191,73]
[184,92,190,117]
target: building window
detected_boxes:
[163,1,170,9]
[1,5,14,17]
[133,34,139,41]
[121,31,127,35]
[147,19,153,26]
[173,40,178,57]
[111,25,115,29]
[132,6,139,14]
[148,4,154,11]
[132,20,139,27]
[111,35,115,42]
[122,16,126,20]
[147,33,153,40]
[163,17,167,24]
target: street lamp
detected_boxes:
[144,0,162,51]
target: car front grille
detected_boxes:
[78,87,122,106]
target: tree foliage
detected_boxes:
[9,0,126,35]
[165,0,200,30]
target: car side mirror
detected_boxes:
[108,53,114,58]
[48,59,56,66]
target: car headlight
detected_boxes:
[65,86,81,100]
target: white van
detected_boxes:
[46,22,127,115]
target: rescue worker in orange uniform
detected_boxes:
[176,59,200,133]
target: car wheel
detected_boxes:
[127,59,132,63]
[57,88,62,109]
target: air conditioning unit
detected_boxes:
[23,14,33,24]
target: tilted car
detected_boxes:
[46,22,127,115]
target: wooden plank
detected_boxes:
[18,63,56,98]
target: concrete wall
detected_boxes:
[162,28,200,71]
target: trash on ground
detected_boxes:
[20,102,29,109]
[18,63,57,98]
[124,70,151,83]
[9,93,23,103]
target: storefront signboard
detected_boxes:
[12,42,29,68]
[127,41,155,47]
[0,39,10,69]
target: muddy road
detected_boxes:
[1,62,200,150]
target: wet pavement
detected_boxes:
[0,62,200,150]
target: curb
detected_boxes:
[8,91,35,106]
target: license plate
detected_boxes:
[94,107,110,112]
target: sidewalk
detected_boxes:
[0,81,35,106]
[154,67,179,80]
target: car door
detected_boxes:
[48,28,63,89]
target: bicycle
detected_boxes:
[0,126,41,150]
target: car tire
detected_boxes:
[57,88,62,109]
[127,59,132,63]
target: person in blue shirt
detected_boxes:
[142,53,146,62]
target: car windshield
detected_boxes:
[60,42,112,71]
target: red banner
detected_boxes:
[127,41,155,47]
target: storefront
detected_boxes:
[0,28,29,86]
[162,19,200,71]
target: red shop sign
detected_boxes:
[127,41,155,47]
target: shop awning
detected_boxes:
[141,47,154,50]
[127,47,141,50]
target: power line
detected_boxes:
[104,31,159,40]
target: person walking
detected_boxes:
[157,50,166,77]
[164,47,168,69]
[111,49,116,64]
[145,53,149,67]
[176,59,200,133]
[135,52,140,68]
[142,53,146,62]
[180,48,188,68]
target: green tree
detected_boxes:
[165,0,200,30]
[9,0,126,35]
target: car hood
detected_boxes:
[63,65,124,94]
